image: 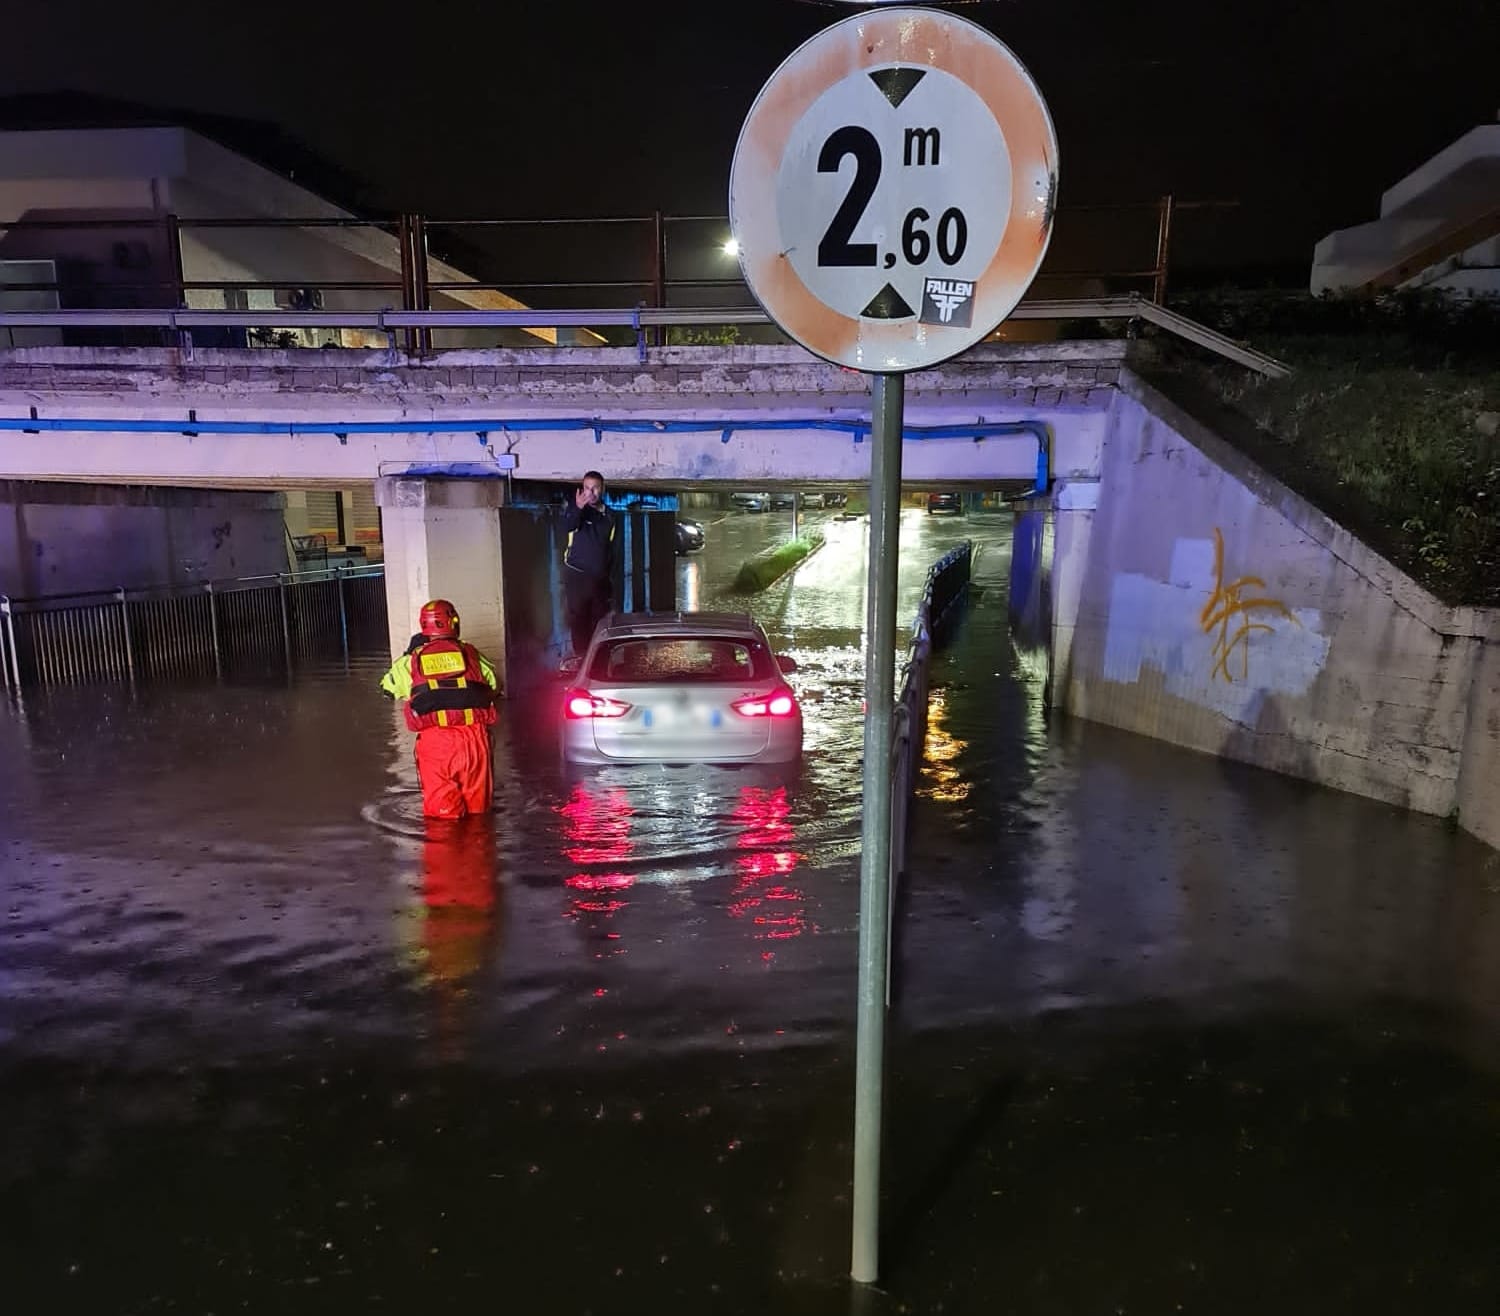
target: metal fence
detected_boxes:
[0,563,388,691]
[890,542,972,878]
[884,539,972,1005]
[0,196,1234,353]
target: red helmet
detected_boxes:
[418,598,460,638]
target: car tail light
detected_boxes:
[564,689,631,719]
[732,688,799,719]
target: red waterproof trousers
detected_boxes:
[414,723,494,819]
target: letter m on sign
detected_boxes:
[903,127,940,167]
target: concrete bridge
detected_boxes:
[0,339,1112,674]
[0,340,1114,488]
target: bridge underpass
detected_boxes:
[0,340,1110,681]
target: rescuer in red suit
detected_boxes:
[380,599,500,819]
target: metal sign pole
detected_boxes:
[851,370,905,1283]
[727,7,1057,1289]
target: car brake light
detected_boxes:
[564,689,631,719]
[733,688,799,718]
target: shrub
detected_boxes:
[732,531,826,594]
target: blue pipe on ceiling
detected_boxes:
[0,414,1051,492]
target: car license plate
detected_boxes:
[640,704,722,730]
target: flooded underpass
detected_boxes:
[4,503,1500,1313]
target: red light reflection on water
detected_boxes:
[557,784,637,921]
[728,786,809,940]
[557,782,635,866]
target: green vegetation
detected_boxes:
[732,531,826,594]
[1150,291,1500,606]
[666,324,742,346]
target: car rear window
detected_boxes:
[589,635,772,683]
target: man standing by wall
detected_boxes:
[560,469,615,659]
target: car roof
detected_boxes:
[593,610,766,641]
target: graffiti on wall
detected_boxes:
[1199,528,1298,683]
[1102,526,1331,722]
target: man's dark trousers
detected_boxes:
[565,566,611,658]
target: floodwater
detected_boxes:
[4,504,1500,1313]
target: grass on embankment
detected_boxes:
[1147,291,1500,607]
[732,530,826,594]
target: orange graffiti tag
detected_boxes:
[1199,528,1298,683]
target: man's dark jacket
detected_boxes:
[561,501,614,581]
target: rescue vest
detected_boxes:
[405,638,497,732]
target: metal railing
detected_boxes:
[0,562,387,691]
[0,295,1290,376]
[0,196,1230,352]
[887,539,973,999]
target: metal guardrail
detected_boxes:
[0,295,1290,376]
[0,562,387,692]
[886,539,973,1002]
[0,196,1200,311]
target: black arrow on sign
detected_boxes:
[861,284,915,319]
[868,67,925,109]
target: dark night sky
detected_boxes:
[3,0,1496,280]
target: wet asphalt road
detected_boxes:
[3,503,1500,1313]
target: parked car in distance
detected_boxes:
[927,491,963,516]
[731,491,769,513]
[769,491,797,510]
[562,612,803,765]
[823,491,849,508]
[800,491,825,509]
[675,517,705,555]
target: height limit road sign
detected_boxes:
[729,6,1058,372]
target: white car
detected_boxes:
[562,612,802,766]
[730,491,769,513]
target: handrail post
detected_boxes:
[652,210,667,348]
[398,213,419,355]
[278,573,293,674]
[1152,193,1174,305]
[412,213,433,356]
[0,595,13,692]
[165,212,190,350]
[336,564,350,668]
[206,581,222,679]
[117,587,136,683]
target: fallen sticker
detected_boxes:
[920,277,975,327]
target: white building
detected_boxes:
[0,107,600,569]
[0,120,568,349]
[1311,117,1500,297]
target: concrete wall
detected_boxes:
[1456,625,1500,848]
[1008,498,1053,694]
[496,506,677,686]
[377,477,508,690]
[1050,372,1500,845]
[0,480,287,597]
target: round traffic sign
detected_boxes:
[729,7,1057,372]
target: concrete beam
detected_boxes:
[0,342,1115,488]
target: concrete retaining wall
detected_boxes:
[1049,370,1500,848]
[496,506,677,685]
[0,480,286,597]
